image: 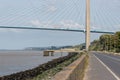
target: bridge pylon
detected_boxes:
[85,0,90,51]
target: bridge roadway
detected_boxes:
[0,26,115,34]
[84,52,120,80]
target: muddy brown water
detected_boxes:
[0,50,68,76]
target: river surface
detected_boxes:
[0,50,68,76]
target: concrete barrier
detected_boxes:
[53,55,87,80]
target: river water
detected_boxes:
[0,50,68,76]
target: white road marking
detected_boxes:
[93,54,120,80]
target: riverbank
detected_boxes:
[30,52,86,80]
[0,51,68,76]
[0,52,81,80]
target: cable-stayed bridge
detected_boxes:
[0,26,115,34]
[0,0,119,50]
[0,0,120,80]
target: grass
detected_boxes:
[27,53,83,80]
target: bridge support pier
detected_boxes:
[43,50,55,56]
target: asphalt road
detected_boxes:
[93,52,120,80]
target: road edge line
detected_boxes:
[93,54,120,80]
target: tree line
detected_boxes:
[90,31,120,53]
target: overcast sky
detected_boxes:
[0,0,119,49]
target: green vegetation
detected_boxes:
[73,43,85,50]
[90,31,120,53]
[28,53,83,80]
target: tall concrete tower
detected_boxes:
[85,0,90,51]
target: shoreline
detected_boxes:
[0,50,68,77]
[0,52,78,80]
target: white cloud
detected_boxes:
[31,20,118,32]
[45,0,58,12]
[60,20,84,29]
[30,20,52,28]
[90,24,107,30]
[30,20,85,30]
[31,20,42,27]
[91,26,99,30]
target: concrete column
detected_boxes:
[43,51,49,56]
[51,52,54,56]
[85,0,90,51]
